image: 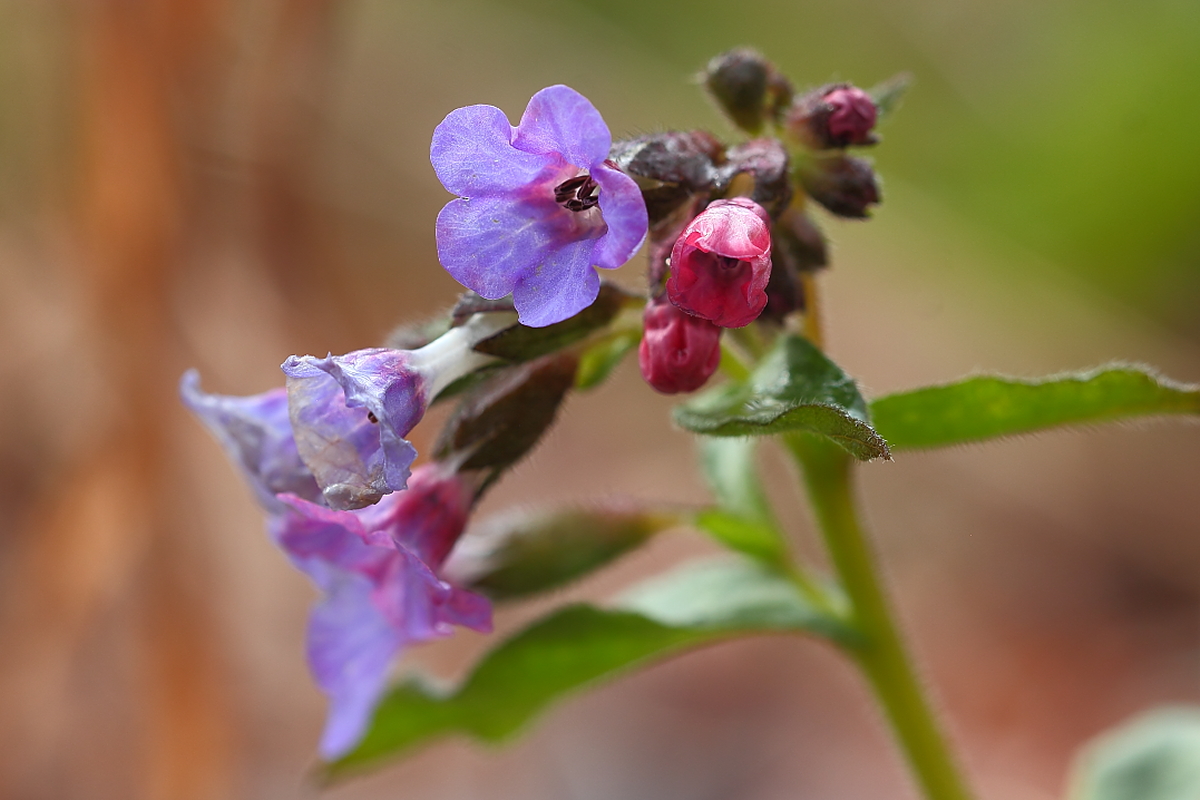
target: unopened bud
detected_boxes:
[720,138,792,219]
[445,504,680,600]
[609,131,724,227]
[434,353,577,481]
[702,48,792,135]
[785,83,879,150]
[639,298,722,394]
[666,197,773,328]
[796,155,880,219]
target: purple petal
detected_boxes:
[180,370,321,509]
[510,237,601,328]
[272,494,393,582]
[440,586,493,634]
[591,164,649,269]
[513,85,611,168]
[436,194,553,300]
[431,104,557,197]
[307,571,402,759]
[283,350,427,510]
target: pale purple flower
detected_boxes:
[432,85,648,328]
[282,314,511,511]
[180,370,321,510]
[273,464,490,759]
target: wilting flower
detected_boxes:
[282,314,511,511]
[638,299,722,394]
[272,464,490,759]
[432,85,648,328]
[666,197,773,328]
[180,370,321,509]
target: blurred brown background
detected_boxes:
[1,1,1198,798]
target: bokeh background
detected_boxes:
[2,1,1199,798]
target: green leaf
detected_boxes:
[674,334,891,461]
[1067,707,1200,800]
[575,329,640,390]
[326,557,849,778]
[694,438,789,564]
[445,505,681,601]
[869,365,1200,452]
[868,72,913,122]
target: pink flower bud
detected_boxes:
[824,86,877,145]
[638,299,722,394]
[666,197,772,328]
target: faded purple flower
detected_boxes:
[283,314,511,511]
[666,197,773,328]
[180,370,321,510]
[432,85,648,328]
[273,464,490,759]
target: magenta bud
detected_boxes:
[824,87,877,145]
[638,299,722,394]
[666,197,773,328]
[785,83,879,150]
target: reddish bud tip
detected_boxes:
[785,83,879,150]
[638,299,722,394]
[823,87,877,145]
[666,197,773,328]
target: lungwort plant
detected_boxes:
[185,49,1200,800]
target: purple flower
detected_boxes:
[180,370,322,510]
[273,464,490,759]
[282,314,511,511]
[432,85,648,328]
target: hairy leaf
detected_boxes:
[675,335,890,460]
[326,558,849,778]
[1068,707,1200,800]
[870,365,1200,451]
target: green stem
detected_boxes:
[786,433,975,800]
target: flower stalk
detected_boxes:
[786,432,974,800]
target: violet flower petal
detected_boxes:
[431,104,555,197]
[510,236,601,328]
[512,84,610,166]
[591,163,649,269]
[179,370,321,509]
[306,571,401,759]
[435,193,551,300]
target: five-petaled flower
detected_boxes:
[666,197,773,328]
[273,464,490,759]
[432,85,648,328]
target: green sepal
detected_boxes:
[1067,707,1200,800]
[324,557,850,779]
[575,329,641,391]
[473,284,636,363]
[445,505,681,601]
[870,365,1200,452]
[674,334,891,461]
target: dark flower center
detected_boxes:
[554,174,600,212]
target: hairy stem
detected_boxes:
[786,433,974,800]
